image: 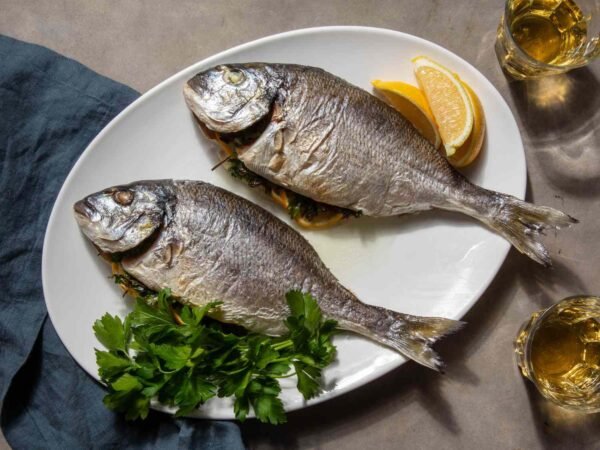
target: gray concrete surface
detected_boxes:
[1,0,599,448]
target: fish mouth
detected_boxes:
[73,199,96,221]
[183,84,206,122]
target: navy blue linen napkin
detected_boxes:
[0,35,244,450]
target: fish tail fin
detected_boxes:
[463,190,577,267]
[383,313,465,371]
[348,307,464,371]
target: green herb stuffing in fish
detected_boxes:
[74,180,463,370]
[183,63,577,266]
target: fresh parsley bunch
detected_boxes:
[94,289,337,424]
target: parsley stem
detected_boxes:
[267,357,293,364]
[224,367,249,375]
[272,340,293,351]
[272,372,296,379]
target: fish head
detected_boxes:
[73,181,171,253]
[184,63,279,133]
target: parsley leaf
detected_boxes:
[112,373,143,392]
[95,349,131,381]
[252,393,287,425]
[173,373,216,417]
[94,287,338,424]
[293,361,321,400]
[151,344,192,371]
[93,314,127,353]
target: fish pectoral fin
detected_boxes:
[238,121,288,174]
[268,153,286,172]
[162,238,184,268]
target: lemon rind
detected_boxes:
[412,56,474,154]
[372,80,442,149]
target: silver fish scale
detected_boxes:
[238,64,470,217]
[76,178,462,368]
[121,180,375,335]
[185,63,576,265]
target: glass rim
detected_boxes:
[522,295,600,402]
[502,0,590,71]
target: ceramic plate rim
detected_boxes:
[42,26,525,419]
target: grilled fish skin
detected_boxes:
[184,63,577,266]
[74,180,462,370]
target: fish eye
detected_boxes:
[223,69,245,85]
[113,190,134,206]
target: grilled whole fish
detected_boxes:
[183,63,576,266]
[74,180,462,370]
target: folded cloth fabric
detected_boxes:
[0,35,244,450]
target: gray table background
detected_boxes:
[2,0,599,448]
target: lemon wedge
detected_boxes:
[448,82,485,168]
[372,80,441,148]
[413,56,473,157]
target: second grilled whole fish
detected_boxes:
[74,180,462,370]
[183,63,576,266]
